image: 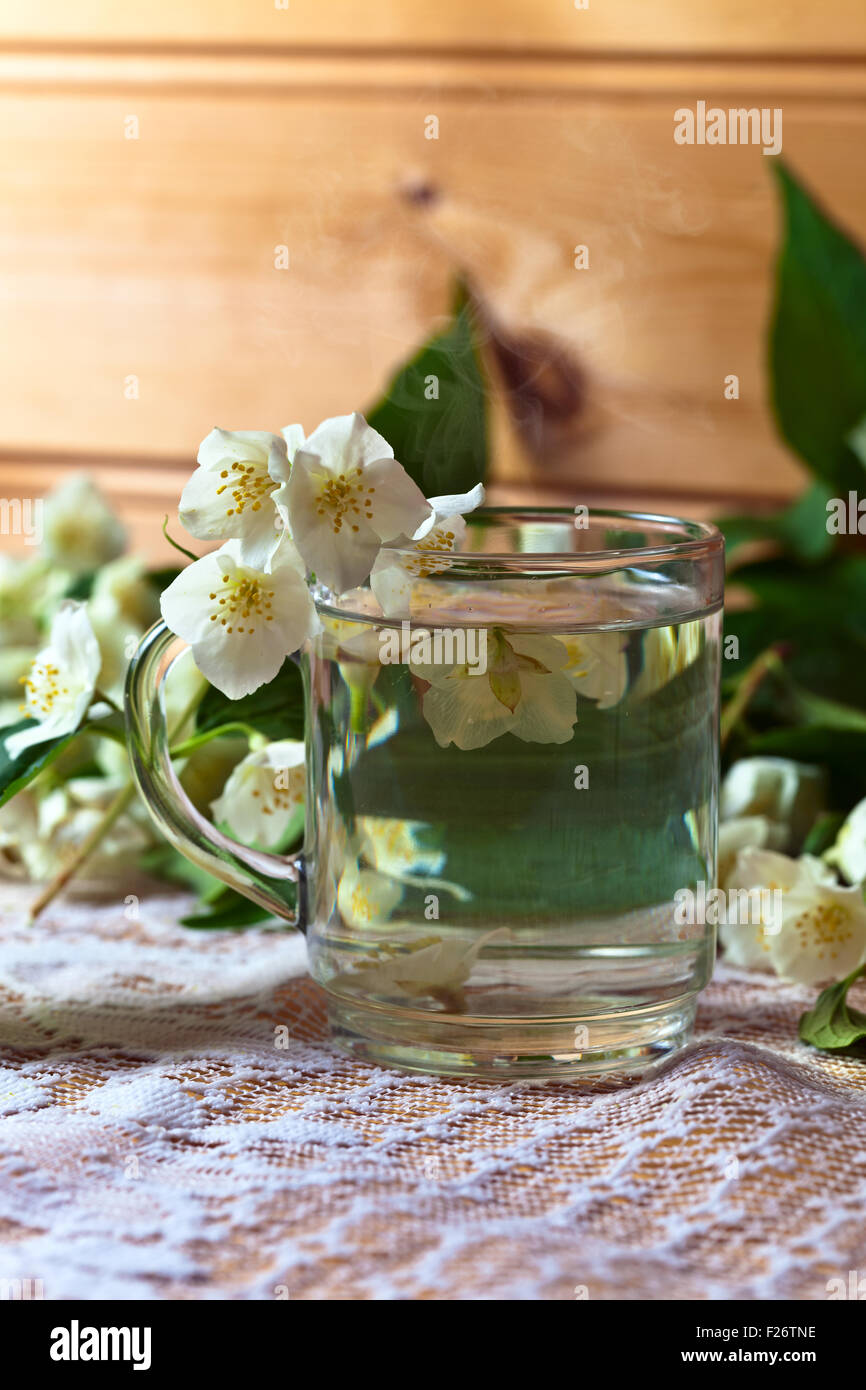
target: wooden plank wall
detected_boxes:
[1,2,865,559]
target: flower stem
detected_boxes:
[720,643,787,751]
[28,782,136,923]
[349,682,368,735]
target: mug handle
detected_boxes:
[124,621,306,928]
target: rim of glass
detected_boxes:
[384,506,724,566]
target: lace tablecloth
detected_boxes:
[0,882,864,1301]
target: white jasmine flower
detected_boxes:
[41,475,126,575]
[0,554,69,647]
[824,798,866,888]
[276,413,433,593]
[0,779,150,883]
[720,756,826,848]
[369,483,485,618]
[4,602,102,758]
[824,797,866,887]
[412,629,577,750]
[90,556,159,632]
[179,428,300,569]
[210,740,305,850]
[720,848,866,985]
[159,536,318,699]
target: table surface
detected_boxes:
[1,881,864,1301]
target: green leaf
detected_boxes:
[770,162,866,492]
[0,721,81,808]
[799,963,866,1053]
[802,811,846,857]
[63,572,97,601]
[180,885,282,930]
[366,279,488,496]
[719,480,836,562]
[147,565,182,591]
[196,659,304,741]
[784,687,866,733]
[138,843,218,896]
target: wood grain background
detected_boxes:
[1,2,865,559]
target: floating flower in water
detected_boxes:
[4,602,103,759]
[331,928,509,1006]
[210,740,305,850]
[160,536,318,699]
[559,631,629,709]
[412,628,577,750]
[275,413,433,593]
[720,847,866,985]
[180,428,300,570]
[370,483,485,618]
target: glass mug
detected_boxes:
[126,509,724,1079]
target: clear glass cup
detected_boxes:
[126,508,724,1079]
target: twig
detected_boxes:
[720,643,788,751]
[28,782,136,922]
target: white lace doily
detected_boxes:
[1,881,865,1301]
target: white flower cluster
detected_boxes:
[160,414,485,699]
[717,756,866,986]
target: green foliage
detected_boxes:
[196,659,304,742]
[770,162,866,492]
[366,280,488,497]
[0,721,82,809]
[180,884,288,930]
[718,480,836,562]
[719,165,866,810]
[799,964,866,1053]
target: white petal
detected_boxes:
[420,677,516,750]
[284,453,381,592]
[718,918,774,972]
[161,540,318,699]
[414,482,485,539]
[363,455,433,543]
[337,862,403,930]
[197,428,277,468]
[302,411,394,471]
[281,423,306,460]
[369,553,414,619]
[718,817,788,888]
[181,430,286,568]
[769,884,866,985]
[510,671,578,745]
[51,602,103,688]
[825,797,866,886]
